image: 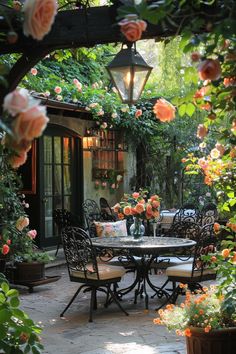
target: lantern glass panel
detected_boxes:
[109,66,132,102]
[133,67,151,101]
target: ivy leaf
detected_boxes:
[186,103,195,117]
[9,296,20,308]
[178,104,186,117]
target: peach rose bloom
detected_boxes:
[198,59,221,81]
[131,207,138,215]
[123,206,131,216]
[146,203,153,214]
[198,157,208,170]
[113,203,120,213]
[16,216,30,231]
[135,203,145,214]
[119,18,147,42]
[152,210,160,218]
[213,222,220,233]
[135,109,142,118]
[150,194,159,201]
[4,135,32,153]
[146,212,152,220]
[221,249,230,258]
[196,124,208,139]
[3,88,29,116]
[30,68,38,76]
[132,192,139,199]
[54,86,62,94]
[117,213,124,220]
[153,98,176,122]
[9,151,28,169]
[231,252,236,263]
[152,200,160,209]
[215,143,225,156]
[23,0,58,41]
[13,105,49,142]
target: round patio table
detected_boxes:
[91,236,196,309]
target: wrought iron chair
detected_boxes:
[172,203,201,224]
[200,203,218,226]
[53,208,73,256]
[99,197,116,221]
[60,226,128,322]
[82,199,102,237]
[151,221,201,272]
[156,223,217,309]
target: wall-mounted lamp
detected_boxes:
[106,42,153,105]
[83,128,100,150]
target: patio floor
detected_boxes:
[18,260,187,354]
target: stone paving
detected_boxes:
[18,264,186,354]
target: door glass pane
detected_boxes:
[64,165,71,194]
[54,164,62,196]
[44,165,52,196]
[54,137,61,163]
[63,138,71,164]
[44,136,52,163]
[44,197,53,238]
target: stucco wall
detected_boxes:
[48,114,136,206]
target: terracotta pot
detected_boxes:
[14,262,45,282]
[186,327,236,354]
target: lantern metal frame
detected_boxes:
[82,128,100,151]
[106,42,153,105]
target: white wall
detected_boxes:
[48,114,136,206]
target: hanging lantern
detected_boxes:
[106,43,153,105]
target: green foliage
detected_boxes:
[0,274,43,353]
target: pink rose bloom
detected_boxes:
[4,135,32,153]
[13,105,49,142]
[3,88,29,116]
[191,52,201,62]
[54,86,62,94]
[101,122,107,128]
[30,68,38,75]
[197,124,208,139]
[135,109,142,118]
[16,216,30,231]
[2,244,10,255]
[98,111,105,117]
[27,229,37,239]
[153,98,176,122]
[198,59,221,81]
[73,79,79,85]
[119,18,147,42]
[102,182,107,187]
[9,151,28,169]
[111,183,116,189]
[132,192,139,199]
[23,0,58,41]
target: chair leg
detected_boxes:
[89,287,96,322]
[108,286,129,317]
[60,284,85,317]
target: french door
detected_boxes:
[39,126,83,247]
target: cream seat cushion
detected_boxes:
[152,256,193,269]
[166,263,216,277]
[70,263,126,280]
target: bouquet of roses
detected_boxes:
[113,191,160,220]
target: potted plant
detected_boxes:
[153,235,236,354]
[0,272,44,353]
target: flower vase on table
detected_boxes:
[130,217,145,240]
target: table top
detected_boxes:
[91,236,196,252]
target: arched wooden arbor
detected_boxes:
[0,1,227,104]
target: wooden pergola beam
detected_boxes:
[0,5,177,55]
